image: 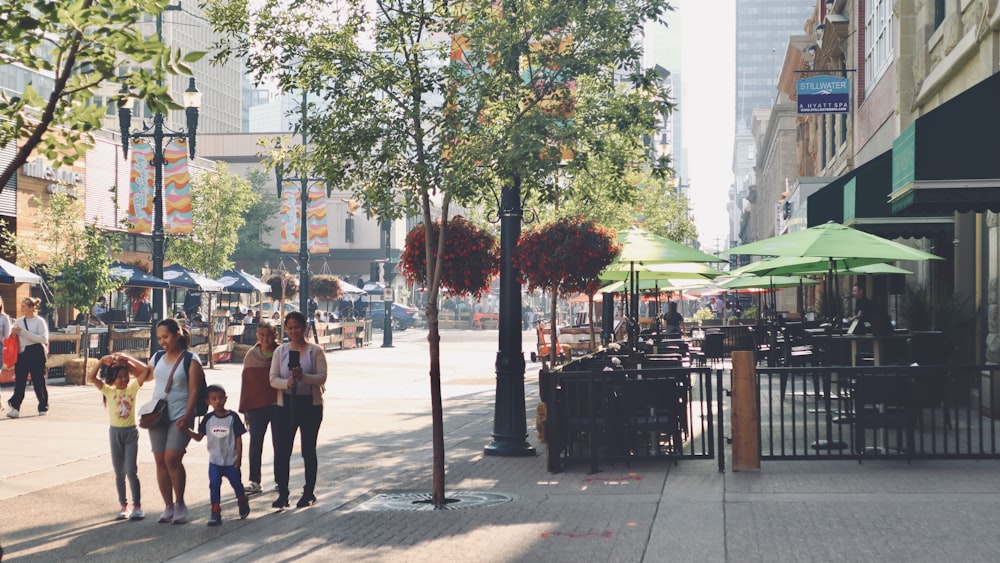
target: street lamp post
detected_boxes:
[381,219,394,348]
[484,174,535,457]
[274,93,316,317]
[117,77,201,342]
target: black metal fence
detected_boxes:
[756,365,1000,461]
[540,366,725,473]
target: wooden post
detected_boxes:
[731,350,760,471]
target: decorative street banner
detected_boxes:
[128,141,154,233]
[796,75,850,114]
[279,181,300,253]
[307,183,330,254]
[163,138,193,235]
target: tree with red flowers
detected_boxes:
[398,215,498,499]
[515,217,620,364]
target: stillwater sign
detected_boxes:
[796,75,849,114]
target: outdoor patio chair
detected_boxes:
[851,374,918,460]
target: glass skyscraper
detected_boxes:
[735,0,814,129]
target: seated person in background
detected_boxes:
[93,297,108,323]
[849,284,872,333]
[663,301,686,336]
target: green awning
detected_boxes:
[889,71,1000,214]
[808,149,952,239]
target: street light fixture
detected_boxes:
[117,77,201,339]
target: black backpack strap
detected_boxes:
[152,350,164,366]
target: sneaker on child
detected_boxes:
[116,504,129,520]
[6,408,18,419]
[245,482,263,495]
[207,511,222,527]
[238,496,251,519]
[130,504,144,521]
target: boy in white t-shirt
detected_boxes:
[185,385,250,526]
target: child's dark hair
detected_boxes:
[100,365,129,407]
[206,384,225,397]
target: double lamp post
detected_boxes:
[117,77,202,329]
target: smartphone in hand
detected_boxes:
[288,349,300,369]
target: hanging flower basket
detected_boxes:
[514,216,619,296]
[264,272,299,301]
[310,274,342,301]
[400,216,500,298]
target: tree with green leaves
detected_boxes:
[0,192,124,361]
[207,0,674,506]
[0,0,204,191]
[535,168,696,243]
[165,162,259,277]
[233,169,281,263]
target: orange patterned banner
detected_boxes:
[163,139,193,235]
[307,183,329,254]
[128,141,154,233]
[279,181,300,253]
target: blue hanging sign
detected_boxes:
[796,75,850,114]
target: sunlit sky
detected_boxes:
[647,1,736,253]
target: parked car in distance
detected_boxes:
[370,303,424,331]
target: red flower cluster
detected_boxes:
[514,217,619,297]
[400,216,500,298]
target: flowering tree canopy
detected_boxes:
[515,217,619,297]
[400,216,500,299]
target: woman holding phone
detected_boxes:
[269,311,327,509]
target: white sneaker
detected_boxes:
[130,504,145,520]
[37,410,46,416]
[172,502,188,524]
[245,482,263,495]
[6,408,18,419]
[116,504,129,520]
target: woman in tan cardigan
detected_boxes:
[269,311,327,509]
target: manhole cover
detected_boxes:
[353,490,514,512]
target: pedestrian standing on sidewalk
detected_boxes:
[269,311,327,509]
[87,355,149,521]
[183,384,251,526]
[117,319,204,524]
[238,320,283,496]
[7,297,49,418]
[0,297,10,408]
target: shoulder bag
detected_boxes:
[138,354,184,429]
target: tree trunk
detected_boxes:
[549,292,558,365]
[428,300,446,506]
[588,295,596,351]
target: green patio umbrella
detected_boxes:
[727,222,941,262]
[719,275,819,290]
[788,261,914,276]
[728,223,939,326]
[599,260,725,281]
[617,227,729,264]
[613,228,726,347]
[731,256,890,277]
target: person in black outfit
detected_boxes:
[850,284,872,324]
[663,301,686,335]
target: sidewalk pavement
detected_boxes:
[3,330,1000,562]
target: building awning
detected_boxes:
[889,71,1000,214]
[808,149,952,239]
